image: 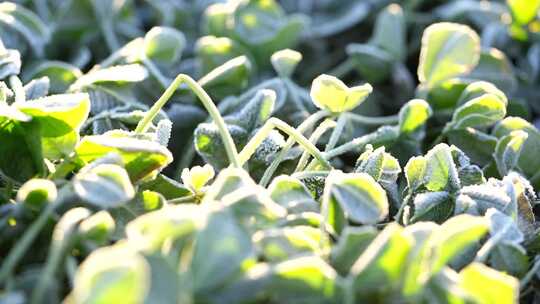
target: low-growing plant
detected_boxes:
[1,0,540,303]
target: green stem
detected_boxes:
[258,111,329,187]
[284,78,309,115]
[345,112,399,126]
[328,58,356,79]
[325,113,347,152]
[30,240,70,304]
[0,187,72,284]
[324,133,374,159]
[141,57,170,89]
[238,117,332,170]
[135,74,241,168]
[295,119,336,173]
[168,194,197,204]
[291,171,330,180]
[520,256,540,289]
[9,75,25,104]
[99,18,120,52]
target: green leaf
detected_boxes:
[346,44,394,83]
[411,191,453,223]
[70,64,148,91]
[370,4,406,61]
[0,2,50,56]
[424,144,461,192]
[73,163,135,208]
[446,128,498,166]
[330,226,378,275]
[457,81,508,107]
[268,175,318,213]
[418,22,480,88]
[16,178,57,211]
[459,263,518,303]
[23,77,49,100]
[195,36,248,75]
[324,171,389,227]
[269,256,345,304]
[199,56,252,98]
[23,61,82,94]
[493,117,540,186]
[271,49,302,78]
[143,26,186,63]
[459,50,517,95]
[489,242,529,278]
[180,164,215,193]
[190,207,255,295]
[254,226,325,262]
[429,214,488,273]
[486,208,524,245]
[18,93,91,159]
[350,223,413,297]
[310,74,372,113]
[0,43,21,79]
[78,210,115,245]
[398,99,432,136]
[139,174,191,200]
[449,94,506,130]
[494,130,528,176]
[0,109,43,182]
[72,245,150,303]
[507,0,540,25]
[75,133,173,181]
[126,204,199,252]
[405,156,427,191]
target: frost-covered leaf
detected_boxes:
[494,130,528,176]
[268,256,345,303]
[73,163,135,208]
[449,93,506,130]
[18,93,90,159]
[398,99,432,137]
[0,2,50,56]
[424,144,461,192]
[330,226,378,275]
[271,49,302,78]
[310,74,372,113]
[324,171,389,230]
[459,263,518,304]
[143,26,186,63]
[72,245,150,303]
[411,191,453,223]
[370,4,406,61]
[75,133,173,181]
[269,175,318,213]
[418,23,480,88]
[350,223,413,297]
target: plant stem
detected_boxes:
[135,74,241,168]
[345,112,399,126]
[0,187,72,284]
[30,240,69,304]
[141,57,170,89]
[238,117,332,170]
[258,111,329,187]
[328,58,356,79]
[291,171,330,179]
[168,194,197,204]
[295,119,336,173]
[324,133,374,159]
[325,113,348,152]
[283,78,309,115]
[520,256,540,289]
[9,75,25,104]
